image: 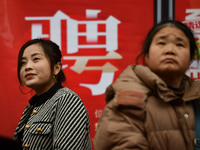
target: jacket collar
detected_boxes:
[29,82,62,106]
[133,65,200,102]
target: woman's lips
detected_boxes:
[163,58,176,63]
[25,73,35,79]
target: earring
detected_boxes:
[53,75,56,78]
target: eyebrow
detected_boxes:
[156,35,186,43]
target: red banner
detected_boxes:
[0,0,199,147]
[175,0,200,79]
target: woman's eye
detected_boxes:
[157,42,165,45]
[177,43,184,47]
[33,57,40,61]
[21,61,26,66]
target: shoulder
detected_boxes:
[50,87,86,107]
[54,87,81,100]
[51,87,89,116]
[184,74,200,89]
[184,75,200,99]
[105,65,150,105]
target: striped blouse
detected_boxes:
[13,83,92,150]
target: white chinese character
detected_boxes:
[25,10,122,95]
[63,52,122,95]
[185,9,200,39]
[25,9,121,53]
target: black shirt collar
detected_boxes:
[29,82,62,106]
[168,79,185,97]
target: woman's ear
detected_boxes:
[54,62,61,76]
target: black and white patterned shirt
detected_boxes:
[14,83,92,150]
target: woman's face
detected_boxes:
[20,43,55,95]
[145,26,191,77]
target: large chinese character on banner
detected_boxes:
[0,0,200,148]
[25,10,121,96]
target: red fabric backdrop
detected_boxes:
[0,0,199,147]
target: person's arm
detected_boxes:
[53,93,91,150]
[94,91,149,150]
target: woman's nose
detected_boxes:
[24,61,33,71]
[164,44,176,55]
